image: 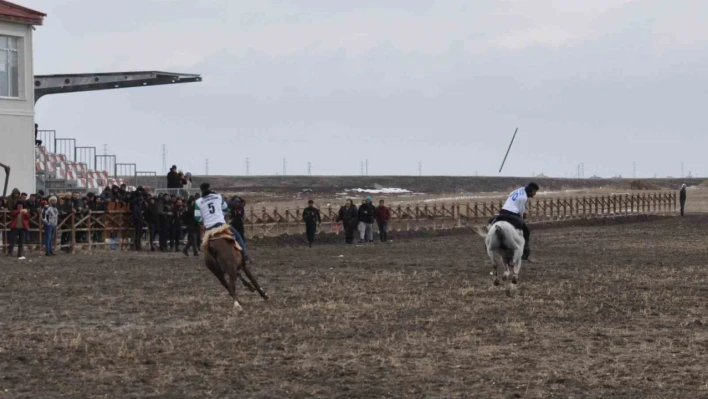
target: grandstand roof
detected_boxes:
[0,1,45,25]
[34,71,202,102]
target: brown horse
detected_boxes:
[202,225,268,310]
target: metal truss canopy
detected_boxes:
[34,71,202,103]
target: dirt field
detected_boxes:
[2,216,708,398]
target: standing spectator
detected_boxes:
[145,197,160,251]
[182,196,199,257]
[358,196,376,243]
[6,188,20,210]
[336,199,359,244]
[72,192,90,243]
[42,196,58,256]
[229,196,246,243]
[157,194,172,252]
[35,123,42,146]
[680,184,687,217]
[8,201,30,260]
[60,194,75,252]
[374,199,391,243]
[171,197,185,252]
[131,187,147,251]
[302,200,321,247]
[167,165,181,189]
[183,173,193,189]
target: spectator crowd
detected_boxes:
[1,175,393,259]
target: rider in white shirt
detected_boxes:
[195,182,250,261]
[495,182,539,261]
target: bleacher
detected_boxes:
[35,144,135,195]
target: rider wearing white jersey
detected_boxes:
[195,183,250,261]
[495,182,539,261]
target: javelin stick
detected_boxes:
[498,127,519,173]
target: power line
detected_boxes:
[161,145,166,175]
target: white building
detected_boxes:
[0,1,44,195]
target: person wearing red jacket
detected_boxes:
[9,201,30,260]
[374,199,391,243]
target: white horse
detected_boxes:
[475,221,525,294]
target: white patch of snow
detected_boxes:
[345,188,412,194]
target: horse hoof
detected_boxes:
[233,301,243,311]
[493,279,501,286]
[511,276,518,285]
[502,274,508,281]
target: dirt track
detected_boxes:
[1,216,708,398]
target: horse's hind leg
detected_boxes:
[238,274,256,292]
[209,246,242,311]
[240,258,269,300]
[488,248,500,286]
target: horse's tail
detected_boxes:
[474,225,489,239]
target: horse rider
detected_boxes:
[491,182,539,262]
[194,183,251,262]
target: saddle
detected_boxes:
[201,224,243,254]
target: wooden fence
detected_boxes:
[0,192,677,253]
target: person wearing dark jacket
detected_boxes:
[182,196,200,256]
[374,199,391,243]
[157,194,172,252]
[131,188,147,251]
[336,199,358,244]
[302,200,322,247]
[145,197,160,251]
[680,184,687,216]
[358,196,376,243]
[167,165,181,189]
[171,198,185,252]
[6,188,21,212]
[60,194,75,252]
[8,201,30,259]
[229,196,247,243]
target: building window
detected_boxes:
[0,35,19,98]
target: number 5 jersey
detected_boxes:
[195,193,228,229]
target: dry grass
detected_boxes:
[1,216,708,397]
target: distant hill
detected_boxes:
[188,176,699,195]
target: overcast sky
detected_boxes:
[27,0,708,178]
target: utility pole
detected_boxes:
[246,158,250,176]
[365,159,369,176]
[308,162,311,176]
[360,161,364,176]
[205,159,209,175]
[681,162,684,178]
[283,158,287,176]
[103,144,108,155]
[161,145,166,174]
[418,162,422,177]
[581,163,584,178]
[633,161,636,179]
